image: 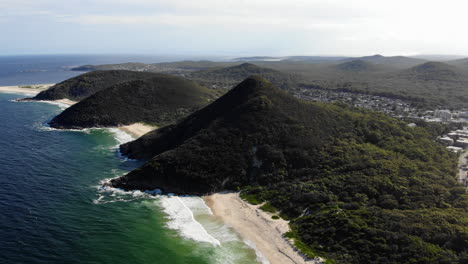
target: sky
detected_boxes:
[1,0,468,57]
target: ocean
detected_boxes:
[0,54,228,86]
[0,55,261,264]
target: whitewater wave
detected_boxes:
[93,178,147,204]
[159,196,221,246]
[243,239,271,264]
[14,98,72,110]
[107,128,135,145]
[36,100,71,110]
[37,122,135,152]
[37,122,92,133]
[182,197,239,244]
[94,179,222,247]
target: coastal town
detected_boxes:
[436,125,468,188]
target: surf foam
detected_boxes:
[107,128,135,145]
[159,196,221,246]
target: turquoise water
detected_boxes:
[0,93,260,264]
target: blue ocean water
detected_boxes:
[0,56,260,264]
[0,54,227,86]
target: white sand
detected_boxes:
[118,123,157,138]
[54,98,76,106]
[0,84,53,96]
[204,192,324,264]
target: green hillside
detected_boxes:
[49,74,219,128]
[66,58,468,108]
[399,61,462,81]
[111,76,468,263]
[33,70,160,101]
[189,63,301,89]
[334,60,383,72]
[342,54,427,68]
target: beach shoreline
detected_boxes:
[0,86,155,139]
[118,123,156,138]
[0,84,54,95]
[203,192,323,264]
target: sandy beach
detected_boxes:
[0,84,54,96]
[0,84,76,106]
[54,98,76,106]
[204,192,323,264]
[119,123,156,138]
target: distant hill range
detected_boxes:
[68,55,468,108]
[399,61,463,81]
[112,76,468,263]
[232,56,348,63]
[334,60,383,72]
[447,57,468,68]
[71,61,237,75]
[189,63,302,89]
[341,54,427,69]
[32,70,160,101]
[49,74,219,129]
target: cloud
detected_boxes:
[3,0,468,55]
[62,12,361,32]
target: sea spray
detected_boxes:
[107,128,135,145]
[94,180,263,263]
[95,179,222,246]
[158,196,221,246]
[36,100,72,110]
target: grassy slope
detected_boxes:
[112,76,468,263]
[49,74,219,128]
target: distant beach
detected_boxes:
[0,84,53,95]
[119,123,156,138]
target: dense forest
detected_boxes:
[189,63,301,90]
[111,76,468,263]
[32,70,162,101]
[71,56,468,108]
[49,74,220,128]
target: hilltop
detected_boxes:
[66,56,468,108]
[49,74,218,129]
[400,61,462,81]
[32,70,160,101]
[111,76,468,263]
[447,57,468,67]
[333,60,381,72]
[189,63,301,89]
[342,54,426,68]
